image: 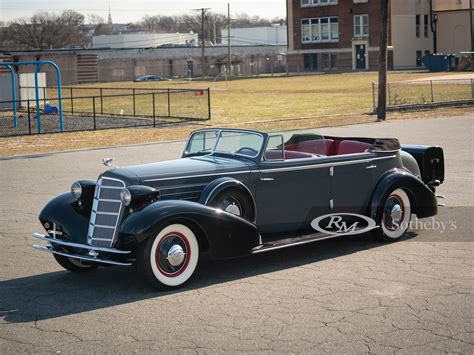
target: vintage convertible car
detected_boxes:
[32,128,444,289]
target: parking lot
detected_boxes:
[0,114,472,353]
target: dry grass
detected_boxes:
[1,71,472,157]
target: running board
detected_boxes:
[251,232,340,254]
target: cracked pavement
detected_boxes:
[0,115,473,354]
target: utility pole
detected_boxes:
[194,7,210,77]
[227,3,231,78]
[429,0,438,53]
[377,0,390,121]
[470,0,473,56]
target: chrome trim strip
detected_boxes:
[32,244,132,266]
[99,186,123,190]
[143,170,250,182]
[95,211,120,216]
[94,198,121,203]
[251,233,342,254]
[32,233,131,254]
[259,155,396,173]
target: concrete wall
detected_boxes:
[436,11,472,56]
[390,0,433,69]
[92,32,198,49]
[221,26,288,46]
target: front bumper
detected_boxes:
[32,233,133,266]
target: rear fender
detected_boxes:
[120,200,260,259]
[369,169,438,221]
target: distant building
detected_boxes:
[286,0,473,72]
[221,26,287,46]
[92,32,198,49]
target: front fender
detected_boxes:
[369,169,437,221]
[38,192,90,244]
[120,200,260,259]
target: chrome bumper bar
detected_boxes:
[32,233,132,266]
[32,233,130,254]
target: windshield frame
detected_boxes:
[184,129,267,160]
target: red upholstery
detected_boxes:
[265,150,315,160]
[286,139,335,156]
[336,140,372,155]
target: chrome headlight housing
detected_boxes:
[71,181,83,200]
[120,188,132,206]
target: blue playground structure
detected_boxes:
[0,60,63,133]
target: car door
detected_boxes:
[254,135,332,236]
[330,153,376,215]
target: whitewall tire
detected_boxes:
[374,188,412,241]
[137,223,200,289]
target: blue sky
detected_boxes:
[1,0,287,23]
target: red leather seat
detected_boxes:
[286,139,335,156]
[336,140,372,155]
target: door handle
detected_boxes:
[366,165,377,169]
[260,177,275,181]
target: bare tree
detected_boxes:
[5,10,86,49]
[87,14,105,25]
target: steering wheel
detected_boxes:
[234,147,258,156]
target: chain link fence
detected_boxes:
[0,87,211,137]
[372,79,474,112]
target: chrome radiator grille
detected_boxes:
[87,177,125,248]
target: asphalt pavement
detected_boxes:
[0,114,472,354]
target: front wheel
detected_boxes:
[372,188,412,242]
[137,223,200,290]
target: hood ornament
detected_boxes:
[102,157,119,169]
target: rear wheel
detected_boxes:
[53,253,98,273]
[137,223,200,290]
[373,188,412,242]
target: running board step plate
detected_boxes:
[251,232,339,254]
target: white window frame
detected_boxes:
[354,14,369,38]
[301,0,338,8]
[301,17,339,43]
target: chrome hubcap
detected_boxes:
[390,204,403,224]
[225,202,241,216]
[167,244,186,267]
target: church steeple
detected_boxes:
[107,2,113,26]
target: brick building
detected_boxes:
[286,0,473,72]
[286,0,387,72]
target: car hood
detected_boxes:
[103,156,252,185]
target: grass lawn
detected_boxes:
[2,71,472,157]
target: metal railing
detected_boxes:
[0,88,211,137]
[372,78,474,112]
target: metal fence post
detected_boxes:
[43,87,46,107]
[371,81,376,112]
[152,93,156,127]
[207,88,211,120]
[27,99,31,135]
[167,89,171,117]
[430,80,434,103]
[100,88,103,115]
[93,96,96,130]
[70,87,74,115]
[471,79,474,99]
[387,82,391,106]
[133,88,136,116]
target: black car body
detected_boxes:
[133,75,169,82]
[33,128,444,289]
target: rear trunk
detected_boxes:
[401,145,444,188]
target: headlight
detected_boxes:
[120,188,131,206]
[71,181,82,200]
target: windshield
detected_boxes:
[185,130,264,158]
